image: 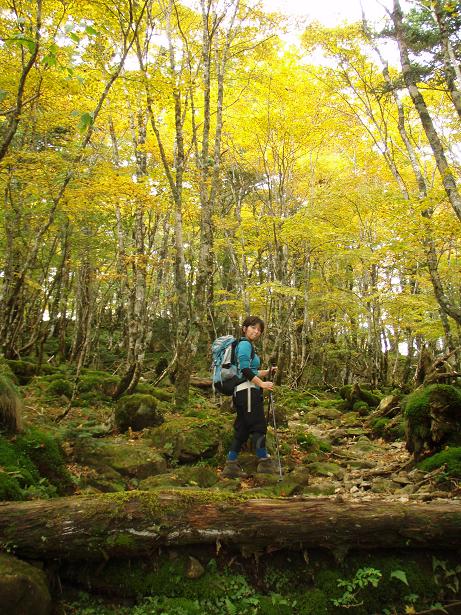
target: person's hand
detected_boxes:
[261,381,274,391]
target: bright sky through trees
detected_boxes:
[262,0,393,24]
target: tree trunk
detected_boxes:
[0,491,461,561]
[392,0,461,224]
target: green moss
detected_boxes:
[134,383,173,401]
[295,588,330,614]
[106,533,137,548]
[296,432,331,454]
[0,435,39,485]
[148,416,231,462]
[0,471,24,500]
[115,394,164,432]
[15,428,73,494]
[78,370,119,399]
[404,385,461,456]
[352,401,369,415]
[418,447,461,478]
[0,359,18,384]
[46,378,73,398]
[370,417,389,437]
[5,359,38,385]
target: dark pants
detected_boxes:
[229,386,267,453]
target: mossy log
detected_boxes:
[1,491,461,560]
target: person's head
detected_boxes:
[241,315,265,341]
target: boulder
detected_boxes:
[115,394,165,432]
[0,553,51,615]
[374,395,401,418]
[74,436,167,483]
[147,416,231,463]
[404,384,461,459]
[305,461,345,480]
[139,466,219,489]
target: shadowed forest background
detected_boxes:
[1,0,461,614]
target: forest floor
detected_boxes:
[22,382,461,504]
[12,381,461,614]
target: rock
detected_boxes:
[114,394,165,432]
[302,481,338,496]
[186,556,205,579]
[391,473,412,485]
[139,466,219,489]
[148,416,231,463]
[308,407,342,421]
[74,436,167,485]
[305,461,345,480]
[347,459,377,470]
[0,553,51,615]
[371,478,395,493]
[287,467,310,486]
[340,412,363,427]
[374,395,401,417]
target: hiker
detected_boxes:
[221,315,278,478]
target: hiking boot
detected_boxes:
[256,456,279,474]
[221,460,247,479]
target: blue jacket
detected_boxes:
[236,339,260,384]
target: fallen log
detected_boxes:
[1,490,461,561]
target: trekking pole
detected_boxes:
[268,368,283,481]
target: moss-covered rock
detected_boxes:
[352,400,369,416]
[418,446,461,479]
[46,377,73,398]
[139,465,219,489]
[304,461,344,480]
[78,369,119,404]
[134,383,174,402]
[0,553,52,615]
[147,415,232,463]
[404,384,461,459]
[296,431,331,453]
[115,394,165,432]
[339,383,381,412]
[4,360,39,385]
[0,374,23,435]
[73,436,167,484]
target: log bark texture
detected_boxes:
[1,490,461,561]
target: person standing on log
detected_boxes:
[221,315,278,478]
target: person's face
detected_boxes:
[244,323,262,342]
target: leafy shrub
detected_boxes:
[15,428,73,494]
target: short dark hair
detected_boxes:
[241,315,265,334]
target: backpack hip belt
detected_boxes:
[234,381,258,412]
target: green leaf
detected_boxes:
[85,25,98,36]
[42,53,57,67]
[391,570,409,586]
[11,35,36,53]
[69,32,80,43]
[0,90,7,104]
[78,112,94,132]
